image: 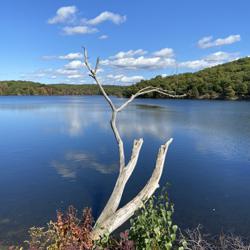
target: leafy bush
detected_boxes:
[25,206,93,250]
[25,206,135,250]
[24,190,185,249]
[129,190,186,250]
[95,231,135,250]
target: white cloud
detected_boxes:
[48,6,77,24]
[56,68,80,76]
[198,34,241,49]
[96,68,104,73]
[43,52,83,61]
[44,60,86,81]
[204,51,238,62]
[48,8,125,37]
[102,48,238,71]
[55,67,85,81]
[67,74,82,79]
[180,51,239,69]
[65,60,84,69]
[102,56,175,70]
[179,60,210,69]
[152,48,174,58]
[59,52,83,60]
[20,64,86,83]
[86,11,126,25]
[63,26,98,35]
[102,48,176,70]
[111,49,147,59]
[107,74,144,84]
[99,35,108,40]
[21,68,54,80]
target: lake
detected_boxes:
[0,96,250,244]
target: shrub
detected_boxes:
[129,190,186,250]
[95,231,135,250]
[181,225,250,250]
[24,190,185,249]
[25,206,93,250]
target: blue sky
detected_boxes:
[0,0,249,85]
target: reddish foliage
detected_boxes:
[54,206,94,250]
[26,205,135,250]
[118,231,135,250]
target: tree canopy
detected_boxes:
[125,57,250,100]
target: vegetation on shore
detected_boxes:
[4,190,250,249]
[127,57,250,100]
[1,57,250,100]
[0,81,125,97]
[7,191,186,250]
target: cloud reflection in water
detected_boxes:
[52,151,117,179]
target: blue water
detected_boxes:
[0,96,250,244]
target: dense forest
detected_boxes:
[0,81,126,97]
[1,57,250,100]
[126,56,250,100]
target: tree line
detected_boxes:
[1,57,250,100]
[125,57,250,100]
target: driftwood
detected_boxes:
[83,48,185,240]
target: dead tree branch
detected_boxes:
[83,48,183,240]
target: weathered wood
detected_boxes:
[83,48,180,240]
[91,138,173,240]
[96,138,143,226]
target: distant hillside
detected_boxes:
[1,57,250,100]
[0,81,125,97]
[125,57,250,100]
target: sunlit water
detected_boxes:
[0,96,250,244]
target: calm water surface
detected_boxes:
[0,96,250,243]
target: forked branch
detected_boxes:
[83,48,181,240]
[91,139,173,240]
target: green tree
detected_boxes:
[224,85,236,99]
[238,82,248,95]
[191,86,199,98]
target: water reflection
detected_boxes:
[66,109,83,136]
[52,151,117,179]
[120,100,250,162]
[0,218,10,226]
[60,104,109,137]
[0,96,250,244]
[118,104,173,139]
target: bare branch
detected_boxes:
[137,86,156,93]
[83,48,126,170]
[83,47,116,112]
[83,49,128,223]
[83,48,124,167]
[96,138,143,226]
[83,48,176,240]
[83,47,93,75]
[94,57,100,74]
[117,87,186,112]
[110,111,125,170]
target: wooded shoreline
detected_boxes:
[1,57,250,100]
